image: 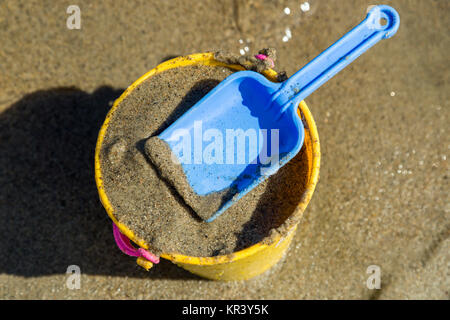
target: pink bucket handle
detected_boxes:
[112,223,159,264]
[254,54,275,68]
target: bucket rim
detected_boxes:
[94,52,321,266]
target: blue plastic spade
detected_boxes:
[155,5,400,222]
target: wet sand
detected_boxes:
[99,64,309,256]
[0,0,448,299]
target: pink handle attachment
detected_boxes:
[255,54,275,68]
[112,223,160,267]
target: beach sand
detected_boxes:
[0,0,448,299]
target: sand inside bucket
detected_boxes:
[99,62,309,257]
[144,136,239,222]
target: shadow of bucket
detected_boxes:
[95,53,321,280]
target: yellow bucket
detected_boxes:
[95,53,320,280]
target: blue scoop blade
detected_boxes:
[157,5,400,222]
[159,71,305,222]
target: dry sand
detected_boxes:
[0,0,448,299]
